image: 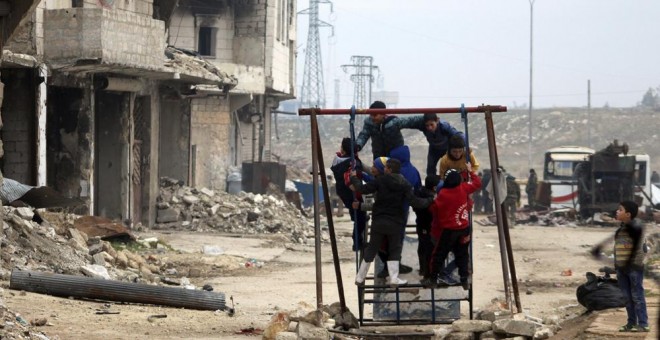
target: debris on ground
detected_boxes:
[153,177,316,244]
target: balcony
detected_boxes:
[44,8,166,72]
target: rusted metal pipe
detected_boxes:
[502,208,523,312]
[10,269,226,311]
[314,127,348,314]
[484,111,512,309]
[310,113,323,314]
[485,110,522,312]
[298,105,507,116]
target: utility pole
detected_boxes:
[527,0,536,169]
[341,56,379,109]
[587,79,591,148]
[299,0,333,108]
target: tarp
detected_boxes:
[292,181,324,208]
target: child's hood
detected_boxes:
[389,145,411,164]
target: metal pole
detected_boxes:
[484,110,512,308]
[368,57,373,105]
[528,0,535,169]
[298,106,508,116]
[314,126,347,314]
[501,206,523,312]
[311,112,323,311]
[587,79,591,148]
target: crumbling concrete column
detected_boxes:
[0,74,4,221]
[144,85,160,226]
[79,84,95,215]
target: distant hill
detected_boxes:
[272,107,660,180]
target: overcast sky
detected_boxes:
[296,0,660,109]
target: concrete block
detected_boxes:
[156,208,180,223]
[479,331,498,340]
[478,310,512,322]
[275,331,297,340]
[446,332,475,340]
[295,321,328,340]
[493,319,538,337]
[452,320,493,333]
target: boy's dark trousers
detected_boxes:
[416,225,434,278]
[616,268,649,328]
[429,228,470,282]
[426,147,444,176]
[342,199,368,251]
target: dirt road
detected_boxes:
[3,214,658,339]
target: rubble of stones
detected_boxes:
[0,206,190,339]
[1,207,167,285]
[0,298,51,340]
[262,300,565,340]
[155,177,319,244]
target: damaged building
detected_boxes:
[167,0,296,192]
[0,0,296,227]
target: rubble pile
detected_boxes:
[262,299,565,340]
[154,178,316,244]
[0,208,166,339]
[0,208,166,285]
[0,208,88,280]
[0,299,51,340]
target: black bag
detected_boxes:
[576,271,627,311]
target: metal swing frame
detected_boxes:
[297,105,521,326]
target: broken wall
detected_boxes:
[264,0,295,95]
[46,85,92,211]
[43,8,165,70]
[73,0,154,15]
[169,4,235,62]
[4,11,37,55]
[94,91,126,220]
[159,95,191,184]
[0,69,38,185]
[190,97,231,191]
[233,0,266,67]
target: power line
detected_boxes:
[299,0,334,108]
[341,56,378,108]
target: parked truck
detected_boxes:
[541,140,652,219]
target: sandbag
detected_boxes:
[576,272,627,311]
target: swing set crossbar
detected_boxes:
[298,105,507,116]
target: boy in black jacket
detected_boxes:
[413,174,440,279]
[330,138,370,251]
[350,158,432,286]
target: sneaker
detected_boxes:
[619,324,637,332]
[435,277,452,287]
[636,325,650,332]
[389,277,407,287]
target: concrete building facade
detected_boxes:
[0,0,255,227]
[168,0,296,192]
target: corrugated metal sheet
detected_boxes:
[0,178,33,204]
[10,270,226,311]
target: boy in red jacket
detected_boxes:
[424,165,481,290]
